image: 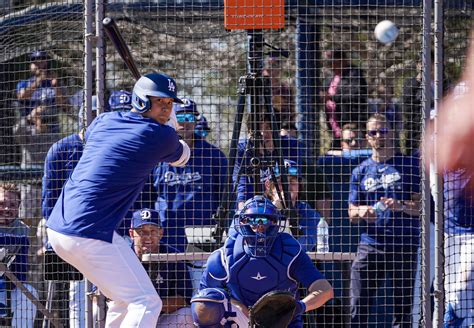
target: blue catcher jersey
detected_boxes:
[46,111,183,242]
[444,169,474,234]
[200,232,324,328]
[348,155,420,248]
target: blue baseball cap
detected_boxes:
[174,98,199,115]
[131,209,162,229]
[108,90,132,111]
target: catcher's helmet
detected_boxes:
[131,73,183,113]
[234,196,284,258]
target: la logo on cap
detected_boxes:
[140,210,151,220]
[168,79,175,92]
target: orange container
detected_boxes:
[224,0,285,30]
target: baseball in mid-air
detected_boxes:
[374,20,399,44]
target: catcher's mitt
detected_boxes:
[249,290,297,328]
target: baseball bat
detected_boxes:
[103,17,141,80]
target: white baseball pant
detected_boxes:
[47,229,162,327]
[445,232,474,327]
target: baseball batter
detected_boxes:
[46,73,190,327]
[191,196,334,327]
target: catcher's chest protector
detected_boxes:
[223,233,301,307]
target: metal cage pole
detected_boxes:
[421,0,433,327]
[84,0,94,326]
[433,0,445,326]
[96,0,106,114]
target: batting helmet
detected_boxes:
[234,196,284,258]
[131,73,183,113]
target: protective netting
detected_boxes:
[0,0,473,327]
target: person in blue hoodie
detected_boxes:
[153,98,228,252]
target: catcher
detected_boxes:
[191,196,333,327]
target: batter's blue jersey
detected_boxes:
[348,155,420,249]
[46,111,183,242]
[42,133,83,219]
[200,232,324,328]
[444,169,474,234]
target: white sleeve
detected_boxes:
[170,139,190,167]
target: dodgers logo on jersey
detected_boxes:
[140,210,151,220]
[168,79,176,92]
[164,170,202,186]
[363,172,401,192]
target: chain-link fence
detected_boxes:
[0,0,473,327]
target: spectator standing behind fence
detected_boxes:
[190,196,333,327]
[128,208,194,327]
[348,113,421,327]
[262,158,321,252]
[153,98,227,252]
[322,49,368,142]
[45,73,191,327]
[326,123,372,158]
[13,93,61,224]
[16,50,65,132]
[0,184,38,327]
[262,56,296,129]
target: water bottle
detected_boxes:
[316,217,329,253]
[373,201,387,215]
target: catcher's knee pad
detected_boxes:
[191,288,236,328]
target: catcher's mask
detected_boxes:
[234,196,284,258]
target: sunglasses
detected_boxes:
[367,128,389,137]
[342,138,358,144]
[176,113,196,123]
[240,216,276,225]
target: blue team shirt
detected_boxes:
[348,155,420,249]
[444,169,474,234]
[201,233,324,328]
[42,133,84,219]
[234,136,303,203]
[153,137,227,250]
[0,222,30,282]
[46,111,183,242]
